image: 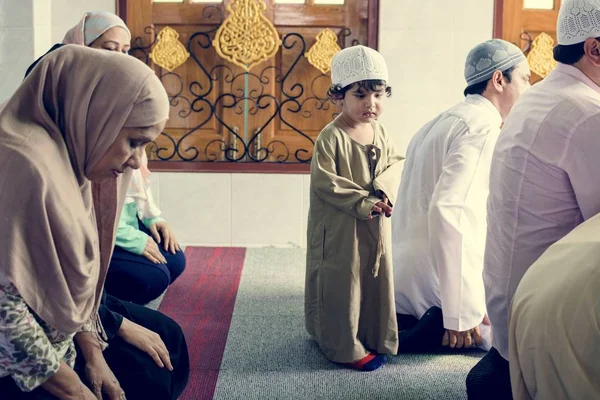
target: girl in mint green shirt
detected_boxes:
[104,155,186,304]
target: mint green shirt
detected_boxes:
[115,202,164,255]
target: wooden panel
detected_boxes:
[122,0,376,171]
[153,3,224,25]
[273,4,346,26]
[523,9,558,32]
[148,160,310,172]
[153,2,348,26]
[127,0,152,35]
[500,0,525,45]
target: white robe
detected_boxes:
[392,95,500,349]
[484,63,600,360]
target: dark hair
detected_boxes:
[327,79,392,101]
[553,37,600,65]
[463,66,516,97]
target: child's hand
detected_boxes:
[369,198,393,219]
[381,194,393,217]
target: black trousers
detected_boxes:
[466,347,512,400]
[0,297,189,400]
[397,307,446,353]
[105,220,186,305]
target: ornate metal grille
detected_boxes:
[130,6,357,165]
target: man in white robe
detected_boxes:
[467,1,600,398]
[509,213,600,400]
[392,40,530,353]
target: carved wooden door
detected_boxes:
[118,0,379,172]
[495,0,560,84]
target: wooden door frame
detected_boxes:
[116,0,126,23]
[368,0,380,49]
[494,0,504,38]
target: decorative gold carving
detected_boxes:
[305,28,341,74]
[212,0,281,71]
[527,32,557,79]
[149,26,190,72]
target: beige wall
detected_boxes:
[50,0,114,44]
[0,0,115,102]
[379,0,495,153]
[1,0,36,101]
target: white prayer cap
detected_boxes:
[331,45,388,88]
[464,39,526,87]
[557,0,600,45]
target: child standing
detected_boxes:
[305,45,404,371]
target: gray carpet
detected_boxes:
[145,290,166,311]
[212,248,485,400]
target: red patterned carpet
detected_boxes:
[158,247,246,400]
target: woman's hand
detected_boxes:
[148,221,180,254]
[142,236,167,264]
[40,361,97,400]
[74,332,126,400]
[83,356,126,400]
[117,317,173,371]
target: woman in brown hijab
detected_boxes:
[60,12,187,306]
[0,45,187,399]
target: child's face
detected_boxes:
[341,84,386,124]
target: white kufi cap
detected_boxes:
[557,0,600,45]
[331,45,388,88]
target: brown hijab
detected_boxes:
[0,45,169,333]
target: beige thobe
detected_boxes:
[305,120,404,363]
[509,213,600,399]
